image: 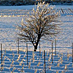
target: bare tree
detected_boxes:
[17,2,60,51]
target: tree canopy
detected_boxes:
[17,2,61,51]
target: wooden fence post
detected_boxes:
[44,50,46,73]
[72,43,73,62]
[61,8,64,14]
[52,41,53,63]
[1,43,3,70]
[55,39,56,56]
[18,38,19,54]
[26,43,28,65]
[39,43,41,55]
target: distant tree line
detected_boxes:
[0,0,34,6]
[0,0,73,6]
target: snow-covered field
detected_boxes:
[0,50,73,73]
[0,5,73,52]
[0,5,73,10]
[0,5,73,73]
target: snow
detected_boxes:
[53,5,73,9]
[0,5,34,10]
[0,5,73,10]
[0,50,73,73]
[0,5,73,53]
[0,5,73,73]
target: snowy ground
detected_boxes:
[0,5,73,52]
[0,5,73,73]
[0,50,73,73]
[0,5,73,10]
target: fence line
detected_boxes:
[0,51,73,73]
[0,41,73,73]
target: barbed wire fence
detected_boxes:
[0,39,73,73]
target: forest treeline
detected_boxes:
[0,0,73,6]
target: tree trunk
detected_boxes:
[34,45,38,51]
[34,34,41,51]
